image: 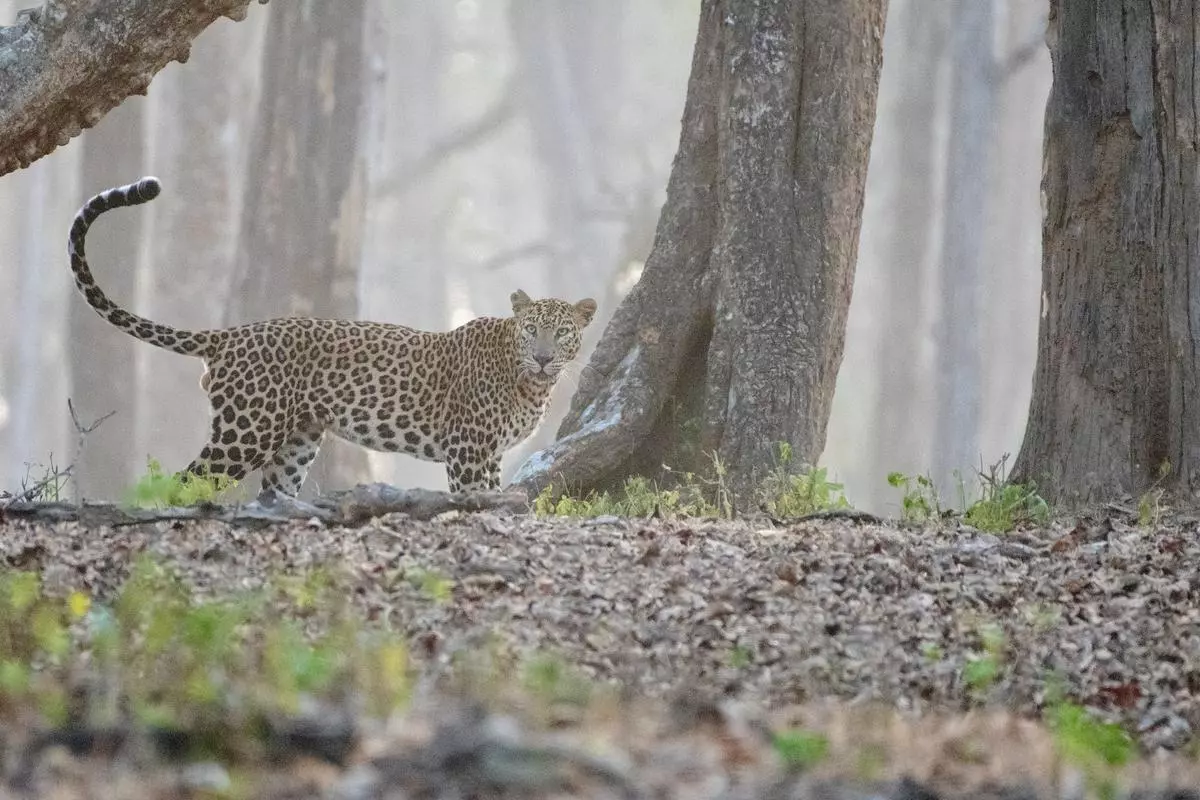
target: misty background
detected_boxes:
[0,0,1049,514]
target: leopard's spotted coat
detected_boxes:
[68,178,596,496]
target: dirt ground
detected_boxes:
[1,502,1199,798]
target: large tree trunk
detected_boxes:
[68,99,145,499]
[0,0,265,177]
[513,0,887,505]
[1013,0,1198,504]
[224,0,370,495]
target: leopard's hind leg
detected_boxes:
[260,420,325,498]
[184,390,283,487]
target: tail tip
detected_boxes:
[136,176,162,200]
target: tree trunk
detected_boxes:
[137,19,257,482]
[932,0,995,494]
[980,0,1048,468]
[360,1,452,492]
[513,0,887,505]
[4,160,49,488]
[501,0,628,483]
[68,98,145,499]
[224,0,370,495]
[866,0,946,492]
[1013,0,1197,504]
[507,0,625,304]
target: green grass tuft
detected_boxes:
[125,457,237,508]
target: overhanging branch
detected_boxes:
[0,0,268,177]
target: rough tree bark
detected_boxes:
[224,0,371,495]
[513,0,887,504]
[1013,0,1200,504]
[68,99,144,499]
[0,0,267,177]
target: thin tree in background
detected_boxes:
[1014,0,1200,502]
[514,0,888,504]
[867,0,946,492]
[68,99,145,498]
[137,17,263,480]
[932,0,994,492]
[503,0,630,481]
[224,0,370,495]
[507,0,626,305]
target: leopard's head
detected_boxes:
[510,289,597,384]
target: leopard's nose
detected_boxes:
[534,353,552,368]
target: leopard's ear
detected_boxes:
[574,298,597,326]
[510,289,532,315]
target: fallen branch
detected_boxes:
[314,483,531,525]
[0,483,531,529]
[0,0,268,177]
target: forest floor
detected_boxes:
[0,500,1198,798]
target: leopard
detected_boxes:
[67,176,597,498]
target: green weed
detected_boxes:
[521,652,592,708]
[760,443,851,518]
[728,644,752,668]
[535,443,845,520]
[962,455,1049,532]
[533,475,721,519]
[772,729,830,771]
[125,457,237,508]
[1137,460,1171,528]
[963,622,1006,699]
[887,471,941,523]
[408,567,454,604]
[0,556,413,752]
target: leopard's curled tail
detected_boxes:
[69,177,213,357]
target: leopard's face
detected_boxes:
[510,291,597,384]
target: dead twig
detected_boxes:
[66,398,116,504]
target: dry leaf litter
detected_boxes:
[1,504,1199,798]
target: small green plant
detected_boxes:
[887,471,941,523]
[1047,702,1134,767]
[0,555,414,756]
[125,457,237,508]
[533,474,721,519]
[521,652,592,707]
[772,729,830,771]
[728,644,752,668]
[919,641,944,662]
[10,458,69,503]
[963,622,1006,698]
[1137,460,1171,528]
[962,455,1050,532]
[408,567,453,603]
[760,443,851,518]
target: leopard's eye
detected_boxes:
[524,323,537,335]
[556,327,570,338]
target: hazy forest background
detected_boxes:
[0,0,1050,514]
